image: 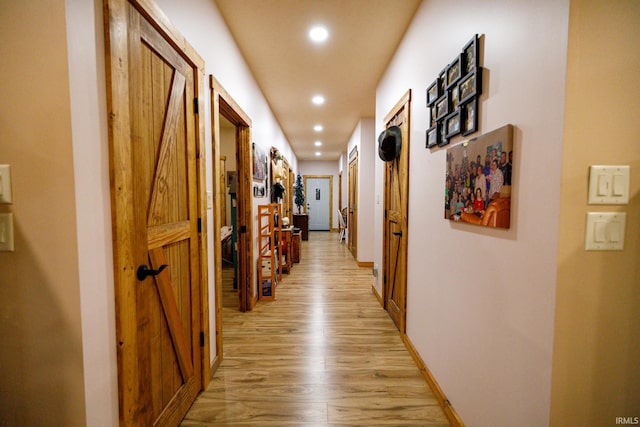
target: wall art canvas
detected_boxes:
[252,142,268,182]
[444,124,513,229]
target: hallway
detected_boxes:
[181,231,449,425]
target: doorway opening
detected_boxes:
[218,115,239,312]
[210,75,255,368]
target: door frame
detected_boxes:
[288,166,294,218]
[338,172,343,210]
[210,75,255,365]
[104,0,210,422]
[303,175,333,230]
[348,150,358,257]
[382,90,411,334]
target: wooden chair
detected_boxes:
[337,208,347,242]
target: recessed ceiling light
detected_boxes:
[311,95,325,105]
[315,152,322,156]
[314,124,323,132]
[314,141,322,147]
[309,26,329,43]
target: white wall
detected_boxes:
[65,1,116,425]
[375,1,569,425]
[346,119,375,263]
[358,118,375,263]
[66,0,296,424]
[338,151,346,207]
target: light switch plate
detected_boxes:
[0,213,14,251]
[585,212,626,251]
[206,191,213,209]
[0,165,12,204]
[588,165,630,205]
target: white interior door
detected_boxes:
[307,177,330,230]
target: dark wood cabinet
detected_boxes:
[280,227,293,273]
[293,214,309,241]
[291,231,301,263]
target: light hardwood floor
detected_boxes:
[182,231,449,426]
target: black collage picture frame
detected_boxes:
[426,34,482,149]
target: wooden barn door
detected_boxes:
[383,91,411,333]
[105,1,207,425]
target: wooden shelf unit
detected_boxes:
[258,204,282,300]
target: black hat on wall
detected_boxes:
[272,182,285,201]
[377,126,402,162]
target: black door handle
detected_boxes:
[136,264,167,281]
[393,231,403,237]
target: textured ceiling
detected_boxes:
[215,0,420,160]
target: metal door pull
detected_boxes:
[136,264,168,281]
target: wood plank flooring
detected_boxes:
[182,231,449,426]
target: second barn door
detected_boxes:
[383,91,411,333]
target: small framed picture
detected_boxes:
[462,34,479,75]
[446,55,462,89]
[461,98,478,136]
[450,85,459,111]
[437,121,449,147]
[459,68,482,104]
[437,67,447,93]
[426,79,440,106]
[426,124,439,148]
[445,110,461,138]
[253,184,265,197]
[434,93,449,121]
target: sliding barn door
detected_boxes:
[105,0,206,425]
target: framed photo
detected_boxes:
[437,67,447,93]
[450,85,459,111]
[445,110,461,138]
[446,55,462,89]
[459,69,482,104]
[426,79,440,106]
[461,98,478,136]
[437,121,449,147]
[426,124,439,148]
[252,142,268,182]
[462,34,479,75]
[434,93,449,121]
[444,124,514,228]
[253,184,265,197]
[226,171,237,193]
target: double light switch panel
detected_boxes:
[585,165,630,251]
[588,165,630,205]
[0,165,12,204]
[585,212,626,251]
[0,166,13,251]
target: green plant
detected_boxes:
[294,173,305,213]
